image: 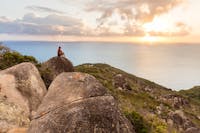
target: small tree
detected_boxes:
[0,45,38,70]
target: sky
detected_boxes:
[0,0,200,43]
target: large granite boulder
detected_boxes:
[0,63,47,132]
[0,95,29,133]
[28,72,134,133]
[40,56,74,87]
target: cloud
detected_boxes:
[86,0,184,23]
[148,22,190,36]
[0,13,85,35]
[26,6,65,14]
[0,16,9,22]
[85,0,189,36]
[0,0,190,38]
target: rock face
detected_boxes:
[0,95,29,133]
[40,56,74,87]
[0,63,47,132]
[28,72,134,133]
[113,74,132,91]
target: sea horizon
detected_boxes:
[2,40,200,45]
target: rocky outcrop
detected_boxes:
[113,74,132,91]
[0,63,47,132]
[161,94,189,109]
[28,72,134,133]
[40,56,74,87]
[167,110,200,132]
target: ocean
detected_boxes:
[2,41,200,90]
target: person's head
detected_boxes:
[58,46,61,49]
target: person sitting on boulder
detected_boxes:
[57,46,65,57]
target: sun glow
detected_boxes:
[140,15,174,43]
[141,34,158,43]
[143,16,172,33]
[143,34,156,42]
[140,33,166,44]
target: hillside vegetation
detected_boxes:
[179,86,200,104]
[75,64,200,133]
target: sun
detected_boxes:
[142,34,156,42]
[141,34,164,44]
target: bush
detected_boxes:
[124,111,148,133]
[147,115,167,133]
[0,45,38,69]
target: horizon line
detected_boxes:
[1,40,200,45]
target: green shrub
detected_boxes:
[124,111,148,133]
[0,45,38,69]
[147,115,167,133]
